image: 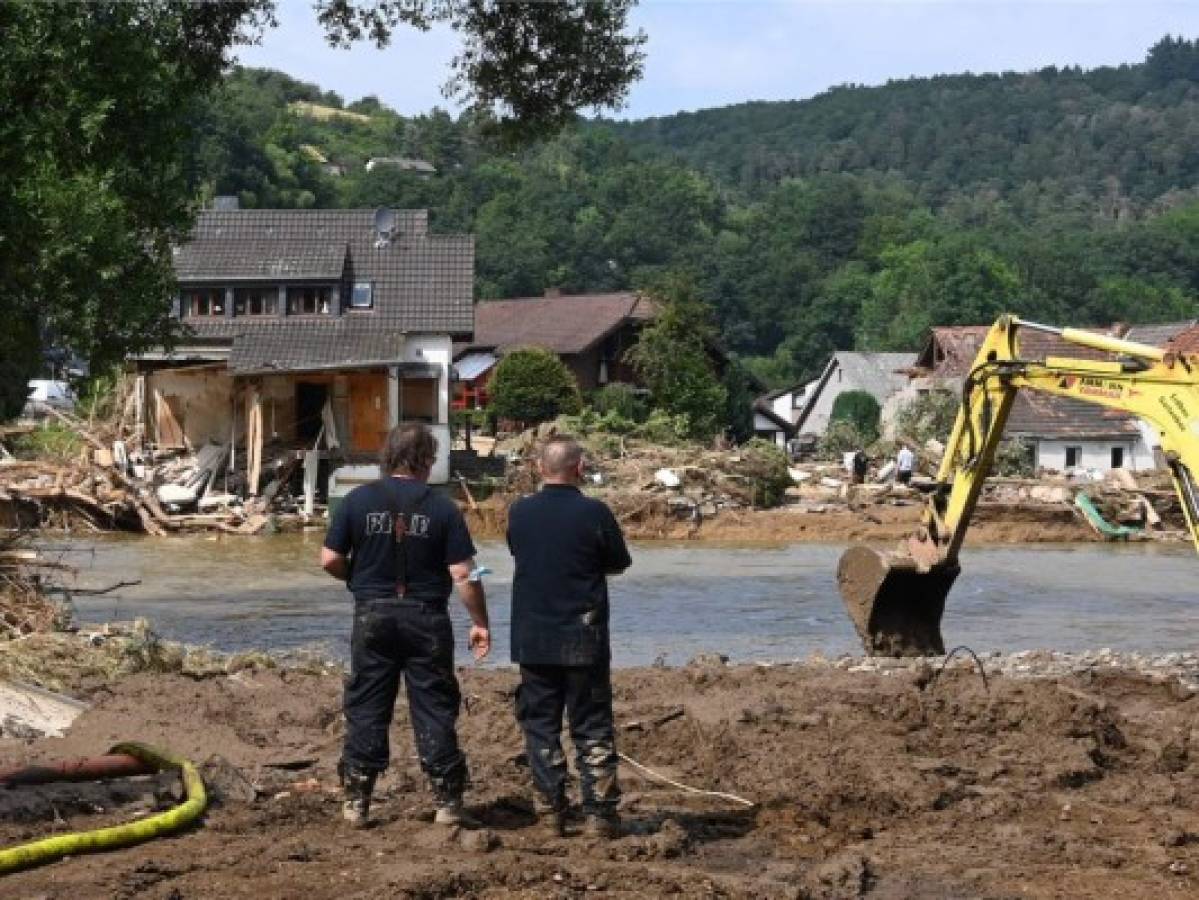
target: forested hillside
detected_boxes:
[188,38,1199,388]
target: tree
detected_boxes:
[316,0,646,141]
[0,0,269,419]
[626,278,728,440]
[720,358,757,444]
[488,348,582,426]
[829,390,881,444]
[0,1,648,420]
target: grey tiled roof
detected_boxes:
[174,240,347,281]
[227,321,407,373]
[175,210,474,370]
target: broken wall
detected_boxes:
[147,367,234,448]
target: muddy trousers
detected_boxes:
[342,598,467,802]
[516,662,620,816]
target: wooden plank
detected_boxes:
[153,390,186,449]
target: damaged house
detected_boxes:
[131,208,473,501]
[888,321,1198,473]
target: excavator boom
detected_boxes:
[838,315,1199,656]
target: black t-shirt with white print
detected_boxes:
[324,477,476,604]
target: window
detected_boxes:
[183,288,225,318]
[1111,446,1124,469]
[1065,446,1082,468]
[350,282,373,309]
[233,287,277,317]
[286,285,333,316]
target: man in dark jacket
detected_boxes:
[321,422,491,828]
[506,435,632,837]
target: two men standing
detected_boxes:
[322,425,630,836]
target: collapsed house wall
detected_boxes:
[147,367,234,448]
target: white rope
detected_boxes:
[617,752,756,808]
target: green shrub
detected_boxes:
[636,409,692,445]
[829,390,881,443]
[741,438,792,508]
[893,390,958,446]
[993,438,1034,477]
[10,422,84,462]
[818,419,867,458]
[590,383,649,422]
[488,347,582,426]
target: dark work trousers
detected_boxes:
[342,598,467,802]
[515,662,620,816]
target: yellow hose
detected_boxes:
[0,742,207,876]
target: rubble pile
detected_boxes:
[1,395,317,536]
[481,421,1187,542]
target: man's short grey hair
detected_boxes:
[540,435,583,477]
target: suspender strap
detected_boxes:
[391,482,431,597]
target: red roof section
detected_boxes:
[468,292,651,355]
[1167,324,1199,355]
[913,322,1199,440]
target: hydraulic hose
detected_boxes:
[0,742,207,876]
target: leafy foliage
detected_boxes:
[740,438,792,508]
[315,0,645,141]
[590,383,648,422]
[0,0,269,419]
[625,279,728,440]
[892,391,960,446]
[829,391,881,444]
[819,420,869,459]
[488,348,581,426]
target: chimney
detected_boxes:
[213,195,240,211]
[544,287,562,298]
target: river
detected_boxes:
[42,534,1199,667]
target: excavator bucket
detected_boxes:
[836,544,959,656]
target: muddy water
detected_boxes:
[48,534,1198,667]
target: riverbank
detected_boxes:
[467,492,1100,544]
[2,647,1197,898]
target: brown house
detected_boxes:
[453,291,655,406]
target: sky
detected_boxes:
[239,1,1199,120]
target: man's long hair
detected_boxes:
[380,422,438,476]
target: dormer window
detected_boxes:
[184,287,225,317]
[234,287,277,317]
[286,285,333,316]
[350,281,374,309]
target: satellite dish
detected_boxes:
[373,207,397,246]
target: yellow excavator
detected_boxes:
[838,314,1199,657]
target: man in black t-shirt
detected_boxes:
[321,422,490,829]
[506,436,632,837]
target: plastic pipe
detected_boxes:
[0,742,207,876]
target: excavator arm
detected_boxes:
[838,314,1199,657]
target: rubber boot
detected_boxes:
[583,811,620,839]
[433,797,480,828]
[532,791,569,836]
[338,762,376,829]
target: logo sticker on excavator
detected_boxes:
[1076,377,1124,400]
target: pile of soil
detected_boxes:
[2,661,1197,897]
[468,494,1095,545]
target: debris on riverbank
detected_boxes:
[0,406,316,536]
[2,651,1196,898]
[463,421,1188,545]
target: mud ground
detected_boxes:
[467,496,1097,545]
[2,660,1198,899]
